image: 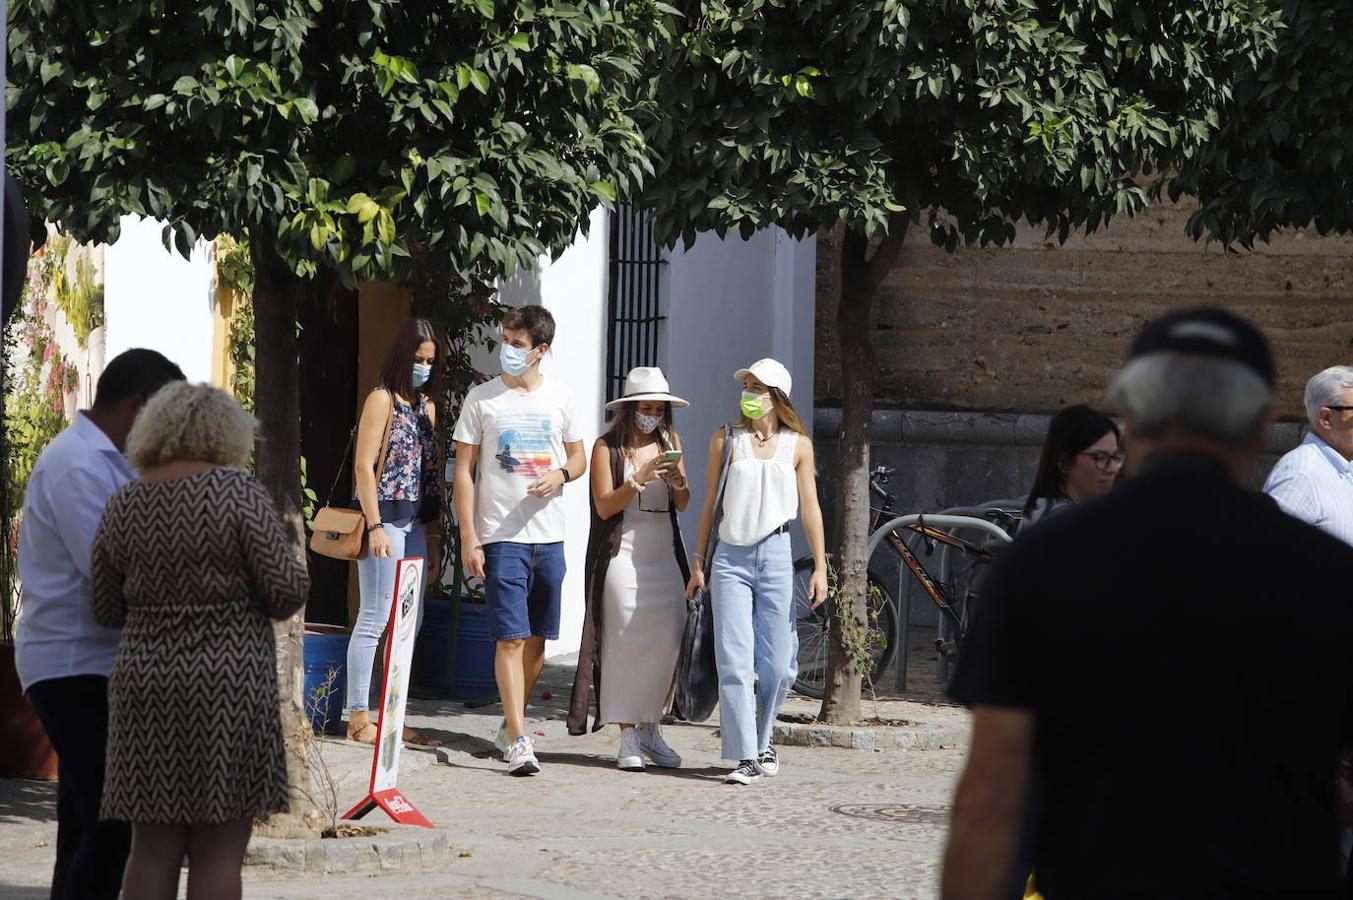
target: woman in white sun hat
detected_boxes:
[685,358,828,785]
[567,367,692,771]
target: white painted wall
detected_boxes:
[492,209,609,658]
[103,215,214,383]
[662,227,817,559]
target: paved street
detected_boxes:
[0,659,968,899]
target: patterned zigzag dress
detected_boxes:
[91,467,309,824]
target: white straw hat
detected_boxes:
[605,367,690,411]
[733,358,792,396]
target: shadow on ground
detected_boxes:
[0,885,47,900]
[0,778,55,826]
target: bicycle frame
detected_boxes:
[882,525,990,632]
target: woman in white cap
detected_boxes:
[567,367,692,770]
[686,358,828,785]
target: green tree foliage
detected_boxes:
[1172,1,1353,246]
[637,0,1276,721]
[8,0,656,286]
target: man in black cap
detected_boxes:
[942,308,1353,899]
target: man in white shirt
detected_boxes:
[453,305,586,777]
[1264,365,1353,546]
[17,349,183,900]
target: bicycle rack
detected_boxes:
[866,511,1015,693]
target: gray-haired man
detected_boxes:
[943,308,1353,899]
[1264,365,1353,546]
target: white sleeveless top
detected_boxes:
[718,427,800,546]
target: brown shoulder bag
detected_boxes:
[309,394,395,561]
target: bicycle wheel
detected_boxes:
[791,559,896,699]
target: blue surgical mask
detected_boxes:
[500,343,536,376]
[412,363,432,387]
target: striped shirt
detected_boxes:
[1263,432,1353,547]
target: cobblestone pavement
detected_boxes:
[0,659,968,899]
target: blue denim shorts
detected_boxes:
[482,541,566,641]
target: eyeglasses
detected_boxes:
[1080,450,1126,472]
[1326,406,1353,412]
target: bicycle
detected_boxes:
[790,465,1020,699]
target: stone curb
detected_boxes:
[772,719,968,751]
[246,825,451,875]
[242,739,449,876]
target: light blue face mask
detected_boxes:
[412,363,432,387]
[500,343,537,376]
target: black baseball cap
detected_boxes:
[1127,307,1275,387]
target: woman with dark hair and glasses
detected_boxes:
[345,317,444,747]
[1022,405,1123,528]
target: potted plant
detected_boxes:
[1,245,74,781]
[0,519,57,779]
[406,259,501,706]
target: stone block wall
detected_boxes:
[815,199,1353,419]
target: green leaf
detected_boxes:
[566,63,600,93]
[474,192,492,217]
[332,154,356,184]
[142,93,168,111]
[589,180,617,203]
[469,69,491,94]
[473,0,495,18]
[293,97,319,123]
[507,33,531,51]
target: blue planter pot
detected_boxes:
[414,596,497,699]
[302,625,349,735]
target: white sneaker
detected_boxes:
[616,728,645,771]
[725,760,760,785]
[636,722,681,768]
[505,735,539,776]
[494,720,510,758]
[755,743,780,777]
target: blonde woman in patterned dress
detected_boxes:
[91,383,309,900]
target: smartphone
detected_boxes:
[660,450,683,465]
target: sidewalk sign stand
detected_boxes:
[341,556,434,828]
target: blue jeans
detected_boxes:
[346,518,427,712]
[482,541,566,641]
[710,530,796,761]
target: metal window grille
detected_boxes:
[605,205,666,403]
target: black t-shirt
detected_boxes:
[952,453,1353,899]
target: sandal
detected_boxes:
[403,727,441,748]
[347,721,378,745]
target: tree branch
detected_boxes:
[861,214,909,302]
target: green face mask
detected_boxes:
[740,390,771,420]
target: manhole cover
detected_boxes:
[829,804,949,826]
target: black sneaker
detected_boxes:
[725,760,760,785]
[755,743,780,777]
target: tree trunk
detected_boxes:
[819,220,908,725]
[250,239,320,837]
[298,278,359,626]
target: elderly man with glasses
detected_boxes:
[1264,365,1353,546]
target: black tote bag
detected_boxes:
[673,425,734,723]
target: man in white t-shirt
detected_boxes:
[452,305,586,776]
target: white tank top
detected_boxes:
[718,427,800,546]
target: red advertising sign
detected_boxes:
[342,557,433,828]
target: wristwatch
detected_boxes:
[559,466,572,483]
